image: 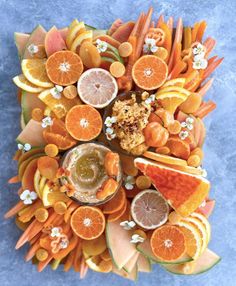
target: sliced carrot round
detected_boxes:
[102,187,126,214]
[31,108,44,122]
[71,206,105,240]
[65,105,102,141]
[44,144,59,157]
[109,61,126,78]
[37,156,59,180]
[118,42,133,57]
[46,51,83,86]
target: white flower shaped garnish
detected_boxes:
[20,189,37,205]
[192,43,205,57]
[124,175,135,190]
[50,227,61,238]
[179,130,189,140]
[27,44,39,55]
[145,94,156,105]
[50,85,63,99]
[96,39,108,53]
[130,234,145,244]
[60,239,69,249]
[143,38,158,53]
[181,117,194,130]
[105,127,116,141]
[41,116,53,128]
[197,166,208,177]
[120,220,136,230]
[193,58,208,70]
[104,116,117,127]
[17,143,32,152]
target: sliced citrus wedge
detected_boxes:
[86,256,112,273]
[156,86,191,96]
[156,92,188,114]
[22,59,53,88]
[191,212,211,243]
[42,184,69,207]
[161,78,186,88]
[66,21,86,48]
[13,74,45,93]
[70,30,93,52]
[143,151,187,167]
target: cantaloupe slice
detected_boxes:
[197,199,215,217]
[137,254,152,273]
[112,264,138,281]
[17,119,46,147]
[162,248,220,275]
[23,25,47,59]
[123,252,139,273]
[14,32,30,58]
[136,237,192,264]
[22,158,39,191]
[106,219,136,270]
[45,26,67,57]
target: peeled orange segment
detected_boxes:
[131,190,169,230]
[66,21,86,48]
[143,151,187,167]
[43,131,76,150]
[176,221,202,260]
[46,51,84,86]
[38,89,81,118]
[150,225,186,261]
[70,30,93,53]
[70,206,105,240]
[191,212,211,243]
[77,68,118,108]
[156,86,191,96]
[134,158,210,217]
[156,92,188,114]
[21,59,54,88]
[132,55,168,90]
[161,78,186,88]
[65,105,102,141]
[13,74,45,93]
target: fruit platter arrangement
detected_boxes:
[5,7,223,280]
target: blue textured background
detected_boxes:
[0,0,236,285]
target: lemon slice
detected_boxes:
[13,74,45,93]
[70,30,93,52]
[66,21,86,48]
[161,78,186,88]
[157,86,191,96]
[191,212,211,243]
[22,59,53,88]
[42,184,69,207]
[156,92,188,114]
[34,169,42,198]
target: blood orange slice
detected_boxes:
[150,225,186,261]
[65,105,102,141]
[77,68,118,108]
[71,206,105,240]
[131,189,169,229]
[132,55,168,90]
[46,50,83,86]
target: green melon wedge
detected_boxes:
[14,32,30,59]
[20,113,26,130]
[162,248,221,275]
[123,252,139,273]
[137,254,152,273]
[113,264,138,281]
[106,219,137,270]
[22,25,47,59]
[137,238,193,264]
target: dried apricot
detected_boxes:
[45,144,59,157]
[190,147,204,160]
[36,248,49,261]
[155,108,174,127]
[109,61,126,78]
[149,112,163,124]
[143,122,169,147]
[179,93,202,114]
[79,41,101,68]
[155,146,170,155]
[63,85,78,99]
[187,154,201,167]
[166,137,190,160]
[118,42,133,57]
[104,151,119,177]
[120,154,138,176]
[31,108,44,122]
[35,207,49,222]
[167,120,182,134]
[37,156,59,180]
[135,175,152,190]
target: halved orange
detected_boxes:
[21,59,53,88]
[150,225,186,261]
[132,55,168,90]
[46,51,83,86]
[65,105,102,141]
[70,206,105,240]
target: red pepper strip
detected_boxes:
[197,78,214,97]
[191,22,200,43]
[193,100,216,118]
[168,60,186,80]
[203,57,224,80]
[204,37,216,57]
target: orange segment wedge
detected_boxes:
[46,51,84,86]
[156,92,188,114]
[65,105,102,141]
[71,206,105,240]
[21,59,53,88]
[132,55,168,90]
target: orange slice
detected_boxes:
[143,151,187,166]
[132,55,168,90]
[70,206,105,240]
[156,92,188,114]
[150,225,186,261]
[161,78,186,88]
[13,74,45,93]
[102,187,126,214]
[46,51,83,86]
[65,105,102,141]
[107,199,127,222]
[21,59,53,88]
[77,68,118,108]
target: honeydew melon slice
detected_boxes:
[137,254,152,273]
[162,248,220,275]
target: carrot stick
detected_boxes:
[18,200,43,223]
[203,57,224,80]
[25,240,40,261]
[29,232,42,245]
[156,14,164,27]
[192,22,201,43]
[64,248,76,272]
[53,235,78,260]
[159,22,172,62]
[17,187,23,195]
[183,27,192,50]
[193,100,216,118]
[168,18,183,71]
[204,37,216,57]
[38,254,53,272]
[168,60,186,80]
[167,16,174,32]
[4,201,25,219]
[80,256,89,279]
[196,21,207,42]
[8,175,20,184]
[150,21,155,28]
[198,78,214,97]
[13,150,22,161]
[172,42,182,68]
[73,240,82,272]
[208,56,218,66]
[64,202,79,223]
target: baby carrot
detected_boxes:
[193,100,216,118]
[198,78,214,97]
[203,57,224,80]
[183,27,192,50]
[4,201,25,219]
[8,175,20,184]
[191,22,201,43]
[196,21,207,42]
